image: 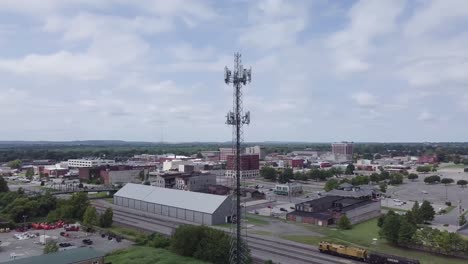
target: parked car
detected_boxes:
[59,242,73,248]
[82,239,93,245]
[280,208,287,212]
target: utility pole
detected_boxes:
[225,53,252,264]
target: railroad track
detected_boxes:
[93,203,359,264]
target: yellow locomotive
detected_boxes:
[319,241,368,261]
[319,241,420,264]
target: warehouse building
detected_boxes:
[287,196,380,226]
[114,183,232,225]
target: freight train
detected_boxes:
[319,241,420,264]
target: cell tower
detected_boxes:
[224,52,252,264]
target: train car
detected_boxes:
[319,241,368,261]
[367,252,420,264]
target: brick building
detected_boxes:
[332,142,353,161]
[291,159,304,169]
[225,154,260,178]
[219,148,236,161]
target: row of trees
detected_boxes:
[423,175,468,187]
[83,206,113,228]
[416,165,436,173]
[260,166,354,183]
[132,225,241,264]
[324,171,407,193]
[379,201,435,245]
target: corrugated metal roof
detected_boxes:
[115,183,229,214]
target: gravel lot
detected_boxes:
[0,226,132,262]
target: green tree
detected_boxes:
[416,166,431,173]
[411,202,423,224]
[260,167,277,182]
[83,206,98,226]
[278,168,293,184]
[441,178,454,185]
[7,159,22,169]
[193,227,231,264]
[408,173,418,181]
[99,207,113,228]
[147,233,171,249]
[351,175,369,186]
[68,192,89,220]
[379,212,401,244]
[337,215,352,230]
[294,172,308,181]
[370,173,380,183]
[196,152,204,159]
[324,179,339,192]
[459,214,467,226]
[457,179,468,188]
[0,177,9,192]
[345,164,355,175]
[377,214,386,228]
[398,218,416,245]
[43,241,58,254]
[171,225,206,256]
[389,173,404,185]
[379,171,390,181]
[379,182,387,193]
[424,175,440,184]
[25,168,34,178]
[420,200,435,222]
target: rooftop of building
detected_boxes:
[324,189,374,198]
[114,183,229,214]
[7,247,104,264]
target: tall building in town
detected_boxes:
[219,148,236,161]
[225,154,259,178]
[245,145,266,160]
[331,142,353,162]
[68,158,115,168]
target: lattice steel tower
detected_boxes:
[224,52,252,264]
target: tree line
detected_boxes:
[260,165,355,183]
[378,202,468,256]
[133,224,248,264]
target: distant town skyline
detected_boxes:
[0,0,467,142]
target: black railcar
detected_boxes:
[368,252,420,264]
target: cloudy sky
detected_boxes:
[0,0,467,142]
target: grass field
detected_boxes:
[444,206,456,214]
[106,247,208,264]
[440,163,466,169]
[281,219,467,264]
[106,226,147,241]
[246,215,270,226]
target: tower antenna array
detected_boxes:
[224,52,252,264]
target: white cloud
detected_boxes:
[404,0,468,36]
[418,111,435,121]
[352,92,378,107]
[329,0,405,73]
[44,13,173,40]
[0,51,106,80]
[240,0,307,49]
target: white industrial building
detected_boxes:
[113,183,232,225]
[67,159,115,168]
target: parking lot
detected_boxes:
[0,226,132,262]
